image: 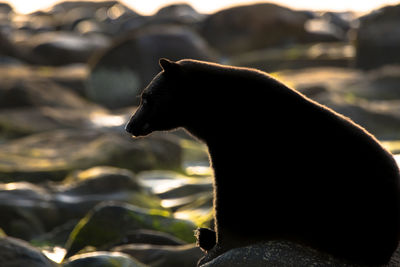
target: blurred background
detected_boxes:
[0,0,400,266]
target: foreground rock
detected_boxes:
[63,251,146,267]
[356,4,400,69]
[0,130,182,182]
[0,236,58,267]
[199,241,357,267]
[113,243,203,267]
[65,202,197,258]
[200,241,400,267]
[0,167,163,241]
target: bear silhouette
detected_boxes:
[125,58,400,266]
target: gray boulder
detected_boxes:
[0,236,58,267]
[65,202,197,258]
[356,4,400,69]
[0,130,182,182]
[63,251,146,267]
[19,32,110,66]
[199,241,358,267]
[87,25,217,108]
[200,3,310,55]
[113,243,203,267]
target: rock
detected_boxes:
[0,106,102,137]
[153,3,206,25]
[356,4,400,69]
[110,229,186,247]
[276,67,400,139]
[349,65,400,100]
[200,3,310,55]
[0,3,12,14]
[113,243,203,267]
[0,166,165,241]
[0,130,182,182]
[199,241,357,267]
[19,32,110,66]
[136,170,213,226]
[229,42,354,72]
[63,251,146,267]
[304,11,355,42]
[0,68,95,110]
[0,236,58,267]
[87,25,217,108]
[59,166,140,195]
[65,202,197,258]
[52,166,163,223]
[0,182,57,240]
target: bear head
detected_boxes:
[125,58,190,137]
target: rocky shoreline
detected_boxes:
[0,1,400,266]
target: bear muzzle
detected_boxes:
[125,119,151,137]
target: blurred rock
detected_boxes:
[0,3,12,14]
[277,67,400,139]
[113,243,203,267]
[199,241,356,267]
[350,65,400,100]
[18,32,110,66]
[0,76,95,110]
[0,166,164,241]
[87,25,217,108]
[0,182,57,240]
[304,11,355,42]
[110,229,186,248]
[229,43,354,72]
[0,236,58,267]
[65,202,197,258]
[153,3,206,25]
[356,4,400,69]
[0,130,182,182]
[201,3,310,55]
[63,251,146,267]
[16,12,58,32]
[50,1,141,36]
[60,166,140,195]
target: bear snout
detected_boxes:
[125,118,151,137]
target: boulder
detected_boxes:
[0,68,95,109]
[109,229,186,247]
[276,67,400,139]
[356,4,400,69]
[18,32,110,66]
[113,243,203,267]
[0,236,58,267]
[63,251,146,267]
[0,182,57,240]
[199,241,357,266]
[65,202,197,258]
[153,3,206,25]
[0,130,182,182]
[200,3,310,55]
[60,166,140,194]
[229,43,354,72]
[87,25,217,108]
[0,166,164,241]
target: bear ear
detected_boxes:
[159,58,180,73]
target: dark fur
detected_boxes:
[126,58,400,266]
[195,228,216,251]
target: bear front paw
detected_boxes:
[195,227,216,251]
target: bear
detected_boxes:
[125,58,400,266]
